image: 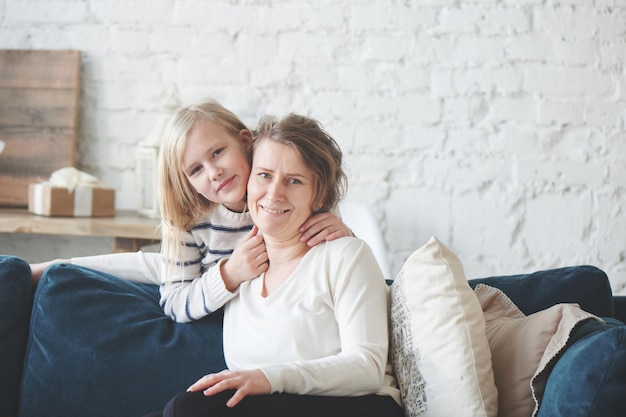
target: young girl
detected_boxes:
[30,99,352,323]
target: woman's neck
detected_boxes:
[262,234,310,296]
[264,234,309,266]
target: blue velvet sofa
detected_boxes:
[1,255,625,417]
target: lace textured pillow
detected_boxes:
[389,236,497,417]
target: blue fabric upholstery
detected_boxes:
[468,265,615,318]
[20,263,227,417]
[0,256,33,417]
[614,296,626,324]
[537,318,626,417]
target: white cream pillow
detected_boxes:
[390,236,498,417]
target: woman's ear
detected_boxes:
[239,129,253,150]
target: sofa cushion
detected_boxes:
[475,284,599,417]
[468,265,614,318]
[0,256,33,417]
[389,236,497,417]
[20,263,227,417]
[536,318,626,417]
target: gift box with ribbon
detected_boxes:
[28,167,115,217]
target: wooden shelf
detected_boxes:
[0,208,160,252]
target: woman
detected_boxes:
[146,113,402,417]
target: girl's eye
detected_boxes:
[189,166,201,176]
[213,148,224,158]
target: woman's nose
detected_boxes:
[266,180,284,200]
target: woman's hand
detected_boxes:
[30,259,70,285]
[299,212,354,247]
[187,369,271,408]
[221,225,268,291]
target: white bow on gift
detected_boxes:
[49,167,103,192]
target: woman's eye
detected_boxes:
[289,178,302,185]
[259,173,270,179]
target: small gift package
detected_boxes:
[28,167,115,217]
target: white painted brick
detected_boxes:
[600,43,626,69]
[63,25,111,54]
[489,97,538,125]
[450,189,519,257]
[507,34,553,62]
[549,40,599,66]
[90,0,172,23]
[525,67,614,98]
[190,32,234,57]
[359,35,412,62]
[522,192,593,255]
[441,97,491,127]
[385,186,453,253]
[0,28,29,48]
[177,57,245,84]
[5,0,88,23]
[396,95,441,125]
[610,160,626,188]
[86,56,162,83]
[585,101,624,128]
[435,68,523,96]
[454,37,506,66]
[110,28,151,55]
[479,8,531,35]
[151,28,197,55]
[516,158,606,188]
[18,26,72,49]
[438,7,530,35]
[533,7,598,40]
[538,100,585,126]
[597,8,626,41]
[173,2,257,32]
[436,8,484,34]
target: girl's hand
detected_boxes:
[187,369,271,408]
[30,259,70,285]
[221,225,268,291]
[299,212,354,247]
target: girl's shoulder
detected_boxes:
[190,204,253,230]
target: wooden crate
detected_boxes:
[0,49,81,206]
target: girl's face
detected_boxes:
[182,121,251,212]
[248,138,320,240]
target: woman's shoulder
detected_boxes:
[319,236,375,260]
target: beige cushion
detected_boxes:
[390,236,498,417]
[475,283,600,417]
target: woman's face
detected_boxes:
[247,138,319,240]
[182,121,251,212]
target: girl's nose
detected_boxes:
[209,165,223,180]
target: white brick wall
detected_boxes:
[1,0,625,293]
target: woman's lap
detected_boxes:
[147,390,403,417]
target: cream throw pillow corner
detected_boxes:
[390,236,498,417]
[474,283,601,417]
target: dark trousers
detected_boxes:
[144,390,403,417]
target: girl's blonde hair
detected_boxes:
[157,98,250,275]
[252,113,347,212]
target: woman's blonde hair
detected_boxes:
[157,98,250,274]
[252,113,347,212]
